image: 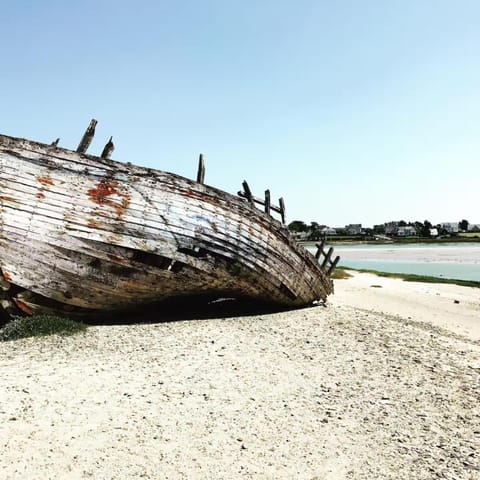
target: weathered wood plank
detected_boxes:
[196,154,205,184]
[0,133,334,312]
[77,119,97,153]
[315,239,326,260]
[321,247,334,270]
[241,181,254,204]
[264,189,271,215]
[327,255,341,275]
[101,136,114,159]
[0,178,308,294]
[279,197,286,224]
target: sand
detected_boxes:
[1,274,479,479]
[332,271,480,341]
[335,244,480,264]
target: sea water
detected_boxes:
[306,243,480,281]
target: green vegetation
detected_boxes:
[459,232,480,239]
[331,268,353,280]
[301,235,480,246]
[0,315,87,342]
[338,267,480,288]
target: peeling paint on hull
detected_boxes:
[0,133,335,318]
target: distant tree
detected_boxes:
[420,220,432,237]
[437,224,448,236]
[398,220,407,227]
[288,220,308,232]
[413,221,423,231]
[459,219,469,231]
[308,222,325,240]
[373,224,385,234]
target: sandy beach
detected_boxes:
[334,244,480,264]
[1,273,479,479]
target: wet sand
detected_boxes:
[1,274,479,479]
[336,244,480,264]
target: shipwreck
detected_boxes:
[0,120,339,320]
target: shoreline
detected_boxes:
[309,242,480,283]
[300,237,480,247]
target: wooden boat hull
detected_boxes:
[0,133,335,318]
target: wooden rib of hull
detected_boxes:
[0,133,334,318]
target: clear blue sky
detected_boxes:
[1,0,479,227]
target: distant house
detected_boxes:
[468,224,480,232]
[440,222,459,234]
[397,226,417,237]
[384,222,399,235]
[345,224,362,235]
[291,231,309,241]
[321,227,337,236]
[430,228,439,237]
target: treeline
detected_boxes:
[288,219,475,241]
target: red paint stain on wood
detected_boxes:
[37,176,54,186]
[88,218,100,228]
[36,192,45,199]
[3,271,12,282]
[185,189,209,201]
[0,196,17,202]
[13,299,34,315]
[88,180,130,218]
[88,180,118,199]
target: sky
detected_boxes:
[1,0,479,227]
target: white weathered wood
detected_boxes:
[77,119,97,153]
[0,132,334,317]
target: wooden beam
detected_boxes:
[238,191,283,214]
[196,154,205,184]
[321,247,333,269]
[279,197,285,224]
[242,181,254,204]
[327,255,341,275]
[315,239,326,260]
[77,119,97,153]
[101,136,114,159]
[264,189,271,215]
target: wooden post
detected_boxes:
[197,154,205,184]
[51,138,60,147]
[279,197,286,224]
[327,255,341,275]
[77,119,97,153]
[242,181,254,204]
[321,247,333,269]
[101,136,115,159]
[264,189,271,215]
[315,239,326,260]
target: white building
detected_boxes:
[397,226,417,237]
[291,231,309,241]
[321,227,337,235]
[440,222,459,233]
[345,224,362,235]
